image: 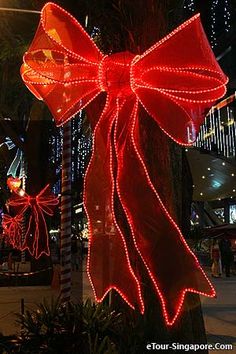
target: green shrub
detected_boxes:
[15,298,120,354]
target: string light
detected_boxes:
[210,0,231,48]
[0,267,52,278]
[49,112,91,194]
[210,0,218,48]
[184,1,231,49]
[194,97,236,158]
[183,0,196,13]
[224,0,231,33]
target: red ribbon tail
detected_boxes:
[22,214,35,256]
[15,226,22,250]
[115,98,215,325]
[34,207,50,259]
[84,96,144,312]
[8,226,15,248]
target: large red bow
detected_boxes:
[8,185,59,259]
[2,213,23,250]
[21,3,227,325]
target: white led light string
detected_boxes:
[210,0,231,48]
[183,0,196,13]
[184,1,231,48]
[194,104,236,158]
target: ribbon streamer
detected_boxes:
[8,185,59,259]
[21,3,227,325]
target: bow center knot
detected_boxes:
[98,52,136,97]
[29,197,37,207]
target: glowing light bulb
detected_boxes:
[18,189,25,197]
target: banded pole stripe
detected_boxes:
[60,120,72,303]
[21,160,26,263]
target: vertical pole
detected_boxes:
[224,199,230,224]
[60,121,72,302]
[20,298,25,315]
[78,238,83,303]
[21,160,26,263]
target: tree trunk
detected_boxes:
[87,0,208,350]
[25,101,50,195]
[25,101,52,277]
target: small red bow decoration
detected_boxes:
[21,3,227,325]
[8,185,59,259]
[2,214,23,249]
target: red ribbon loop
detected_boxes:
[21,2,227,325]
[2,214,23,249]
[8,185,59,259]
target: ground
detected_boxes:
[202,274,236,353]
[0,262,235,353]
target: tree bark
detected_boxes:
[87,0,208,350]
[25,101,52,276]
[25,101,50,195]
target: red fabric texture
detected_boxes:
[21,3,228,325]
[7,185,59,259]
